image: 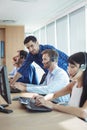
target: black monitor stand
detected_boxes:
[0,104,13,113]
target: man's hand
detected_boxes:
[13,82,26,92]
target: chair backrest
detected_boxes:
[39,73,47,84]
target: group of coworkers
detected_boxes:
[9,35,87,121]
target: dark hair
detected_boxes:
[19,50,28,59]
[42,49,58,62]
[68,52,87,66]
[68,52,87,107]
[24,35,37,45]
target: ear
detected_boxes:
[36,41,39,45]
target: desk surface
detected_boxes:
[0,93,87,130]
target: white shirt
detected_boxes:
[26,66,70,103]
[68,83,83,107]
[9,67,19,76]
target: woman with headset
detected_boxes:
[35,52,87,121]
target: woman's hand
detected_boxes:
[33,94,43,99]
[35,96,53,109]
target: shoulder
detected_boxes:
[56,67,69,77]
[39,44,56,50]
[57,50,68,58]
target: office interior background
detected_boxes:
[0,0,87,81]
[31,1,87,55]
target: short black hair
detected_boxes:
[19,50,28,59]
[24,35,37,45]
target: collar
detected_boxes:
[49,66,59,76]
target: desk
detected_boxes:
[0,93,87,130]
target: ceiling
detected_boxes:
[0,0,86,33]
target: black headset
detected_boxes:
[80,52,87,71]
[20,55,24,59]
[50,56,58,62]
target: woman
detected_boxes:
[35,52,87,121]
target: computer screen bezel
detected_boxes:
[0,65,11,104]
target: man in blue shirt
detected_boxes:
[13,49,69,103]
[11,35,68,85]
[9,50,39,84]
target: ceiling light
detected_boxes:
[0,20,16,23]
[12,0,37,2]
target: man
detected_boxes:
[9,50,39,84]
[13,49,69,103]
[11,35,68,85]
[9,50,27,77]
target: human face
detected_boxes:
[25,41,39,55]
[42,53,51,69]
[67,63,80,79]
[12,52,20,65]
[13,51,25,66]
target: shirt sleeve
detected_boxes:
[26,70,69,95]
[18,54,33,75]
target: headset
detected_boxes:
[80,52,87,71]
[20,55,25,59]
[50,55,58,62]
[71,52,87,81]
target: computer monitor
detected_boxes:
[0,65,13,113]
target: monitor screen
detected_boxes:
[0,65,11,104]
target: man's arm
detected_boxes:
[44,81,76,100]
[10,54,33,86]
[10,72,22,86]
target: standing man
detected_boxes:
[13,49,69,103]
[11,35,68,85]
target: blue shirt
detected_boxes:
[26,66,70,103]
[18,44,68,75]
[9,65,39,84]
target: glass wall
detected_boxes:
[32,5,87,56]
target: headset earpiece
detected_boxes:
[20,55,24,59]
[80,52,87,71]
[50,56,58,62]
[50,57,55,62]
[80,64,86,71]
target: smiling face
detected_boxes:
[42,53,51,69]
[12,51,20,65]
[25,40,39,55]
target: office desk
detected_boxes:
[0,93,87,130]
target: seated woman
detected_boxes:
[35,52,87,121]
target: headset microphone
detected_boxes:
[71,68,83,81]
[45,56,56,65]
[45,60,51,65]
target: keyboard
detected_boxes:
[19,97,52,112]
[19,97,31,105]
[10,88,21,93]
